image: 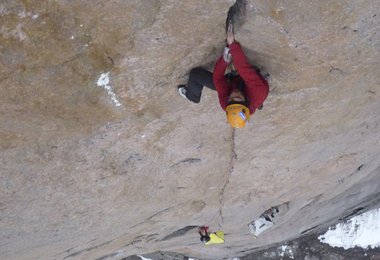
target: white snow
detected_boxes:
[137,255,153,260]
[318,208,380,249]
[279,245,294,259]
[96,72,122,107]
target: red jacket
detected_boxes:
[213,42,269,114]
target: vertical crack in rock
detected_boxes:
[226,0,247,32]
[214,1,247,228]
[218,129,237,227]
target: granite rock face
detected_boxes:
[0,0,379,259]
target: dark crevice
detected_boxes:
[129,207,175,229]
[145,207,173,221]
[301,225,318,234]
[106,55,115,66]
[226,0,247,32]
[339,207,365,221]
[160,226,198,241]
[63,239,114,259]
[300,193,324,210]
[357,164,364,171]
[170,158,201,167]
[368,90,376,94]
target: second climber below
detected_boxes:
[178,23,269,128]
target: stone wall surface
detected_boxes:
[0,0,379,259]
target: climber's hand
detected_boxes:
[226,23,234,45]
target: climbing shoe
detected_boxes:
[178,85,188,99]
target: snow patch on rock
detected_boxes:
[318,208,380,249]
[279,245,295,259]
[137,255,153,260]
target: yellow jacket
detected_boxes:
[205,231,225,245]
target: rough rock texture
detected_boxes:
[0,0,379,259]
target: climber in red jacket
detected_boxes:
[178,23,269,128]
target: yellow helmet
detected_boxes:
[226,103,250,128]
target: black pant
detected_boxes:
[185,68,216,103]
